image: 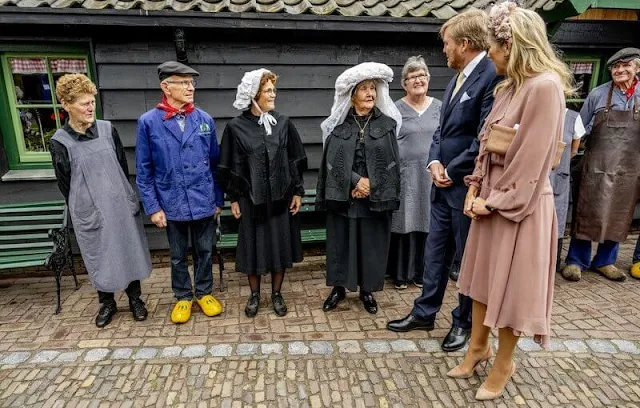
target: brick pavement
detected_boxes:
[0,235,638,407]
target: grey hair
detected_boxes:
[401,56,430,82]
[635,58,640,69]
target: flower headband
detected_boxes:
[488,1,518,43]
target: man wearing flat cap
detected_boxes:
[136,61,225,323]
[562,48,640,282]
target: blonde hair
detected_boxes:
[488,3,575,96]
[440,9,489,52]
[255,72,278,100]
[55,74,97,104]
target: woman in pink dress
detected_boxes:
[446,2,574,401]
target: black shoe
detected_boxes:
[449,260,461,282]
[129,297,148,321]
[359,292,378,314]
[95,302,117,328]
[245,292,260,318]
[412,278,423,289]
[271,292,288,317]
[322,287,346,312]
[386,314,435,332]
[442,326,471,352]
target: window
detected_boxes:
[0,54,92,169]
[564,57,601,111]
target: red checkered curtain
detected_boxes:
[50,59,87,74]
[570,62,593,75]
[9,58,47,74]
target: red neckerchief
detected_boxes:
[156,95,195,120]
[624,77,638,100]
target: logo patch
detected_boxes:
[199,123,211,133]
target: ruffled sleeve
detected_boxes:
[484,78,565,222]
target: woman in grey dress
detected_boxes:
[388,56,442,289]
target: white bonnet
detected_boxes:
[321,62,402,143]
[233,68,272,110]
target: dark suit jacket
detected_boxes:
[428,55,500,210]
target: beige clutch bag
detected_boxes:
[485,124,565,170]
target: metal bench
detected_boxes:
[0,201,78,314]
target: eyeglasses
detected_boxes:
[405,75,429,83]
[165,79,197,88]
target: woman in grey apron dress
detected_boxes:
[50,74,151,327]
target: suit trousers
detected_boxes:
[412,190,472,329]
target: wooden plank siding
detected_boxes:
[94,38,453,192]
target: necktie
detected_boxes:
[451,73,466,100]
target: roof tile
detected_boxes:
[1,0,567,17]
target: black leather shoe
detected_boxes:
[442,326,471,352]
[386,314,434,332]
[322,287,346,312]
[449,260,461,282]
[245,292,260,318]
[129,297,148,321]
[359,292,378,314]
[95,302,118,328]
[271,292,288,317]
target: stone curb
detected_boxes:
[0,338,638,367]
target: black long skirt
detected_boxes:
[325,211,391,293]
[235,197,303,275]
[386,232,427,284]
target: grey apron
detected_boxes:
[573,86,640,243]
[51,120,152,292]
[550,109,578,237]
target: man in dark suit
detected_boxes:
[387,9,500,352]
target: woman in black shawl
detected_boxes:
[219,69,307,318]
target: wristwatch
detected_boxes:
[485,204,496,212]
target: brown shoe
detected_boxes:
[561,264,582,282]
[596,264,627,282]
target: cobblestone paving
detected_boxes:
[0,236,639,407]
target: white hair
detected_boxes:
[401,56,430,82]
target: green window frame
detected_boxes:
[0,48,96,170]
[564,57,602,104]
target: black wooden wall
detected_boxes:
[95,33,452,191]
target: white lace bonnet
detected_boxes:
[321,62,402,144]
[233,68,277,135]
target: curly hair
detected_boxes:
[55,74,97,104]
[254,72,278,100]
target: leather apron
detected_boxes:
[573,85,640,243]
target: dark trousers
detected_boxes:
[166,216,215,300]
[97,280,141,305]
[565,238,619,270]
[412,191,472,329]
[634,236,640,264]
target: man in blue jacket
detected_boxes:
[136,61,224,324]
[387,10,500,352]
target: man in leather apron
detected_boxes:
[562,48,640,282]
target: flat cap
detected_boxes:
[607,47,640,68]
[157,61,200,81]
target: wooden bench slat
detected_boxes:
[0,233,50,241]
[0,242,54,250]
[0,214,65,222]
[0,201,65,209]
[0,248,54,258]
[0,224,63,232]
[0,253,49,265]
[0,259,47,269]
[0,205,66,215]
